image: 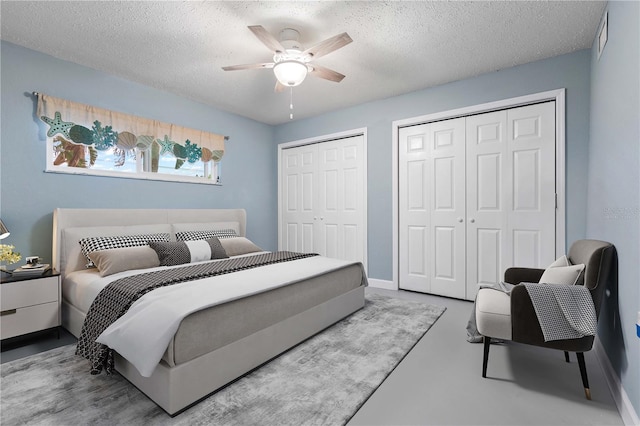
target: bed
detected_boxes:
[53,208,367,415]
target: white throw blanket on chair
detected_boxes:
[523,283,597,342]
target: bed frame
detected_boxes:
[53,208,365,415]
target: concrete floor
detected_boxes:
[1,287,624,425]
[351,287,623,426]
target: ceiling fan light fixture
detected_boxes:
[273,60,308,87]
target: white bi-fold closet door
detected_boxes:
[399,102,556,300]
[280,135,366,265]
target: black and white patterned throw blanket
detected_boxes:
[76,251,318,375]
[523,283,596,342]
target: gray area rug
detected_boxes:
[1,294,445,425]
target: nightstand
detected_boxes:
[0,269,61,340]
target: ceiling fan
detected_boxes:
[222,25,352,92]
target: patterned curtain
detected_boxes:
[37,94,226,171]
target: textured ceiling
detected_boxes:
[1,1,605,125]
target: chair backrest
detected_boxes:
[567,239,616,318]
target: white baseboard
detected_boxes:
[594,337,640,426]
[367,278,397,290]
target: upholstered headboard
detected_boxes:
[53,208,246,278]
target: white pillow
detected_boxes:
[539,255,585,286]
[547,255,571,268]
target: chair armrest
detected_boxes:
[510,284,595,351]
[504,267,544,285]
[510,284,544,344]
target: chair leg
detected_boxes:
[564,351,570,363]
[482,336,491,378]
[576,352,591,400]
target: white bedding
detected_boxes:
[89,255,364,378]
[64,251,268,313]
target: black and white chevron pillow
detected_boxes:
[175,229,238,241]
[79,233,170,268]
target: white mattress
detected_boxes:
[63,252,268,314]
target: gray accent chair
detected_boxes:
[475,239,616,399]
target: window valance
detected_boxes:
[36,93,227,184]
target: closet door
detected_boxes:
[316,136,365,261]
[398,124,430,292]
[466,110,508,300]
[506,102,556,269]
[280,135,366,265]
[465,102,556,300]
[428,118,467,298]
[399,102,557,300]
[281,144,317,253]
[399,118,466,297]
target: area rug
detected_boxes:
[1,293,445,425]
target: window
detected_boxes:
[38,94,226,185]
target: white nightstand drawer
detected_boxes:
[1,276,58,311]
[0,301,59,339]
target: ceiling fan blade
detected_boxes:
[310,64,346,83]
[222,62,274,71]
[248,25,286,53]
[302,32,352,59]
[274,81,287,93]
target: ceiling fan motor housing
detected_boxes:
[279,28,302,51]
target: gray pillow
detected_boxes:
[149,238,228,266]
[219,237,263,257]
[88,246,160,277]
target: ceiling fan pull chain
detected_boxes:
[290,88,294,120]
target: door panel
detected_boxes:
[343,168,358,211]
[477,154,500,211]
[302,223,314,253]
[407,160,426,210]
[433,157,455,210]
[476,228,501,286]
[512,149,540,211]
[408,226,427,276]
[434,226,455,279]
[287,223,298,251]
[302,172,314,211]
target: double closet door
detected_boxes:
[280,135,366,264]
[399,102,556,300]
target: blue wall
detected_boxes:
[275,50,592,281]
[0,41,278,262]
[587,1,640,415]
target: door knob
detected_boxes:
[457,217,463,223]
[314,217,317,220]
[469,218,476,223]
[320,217,324,220]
